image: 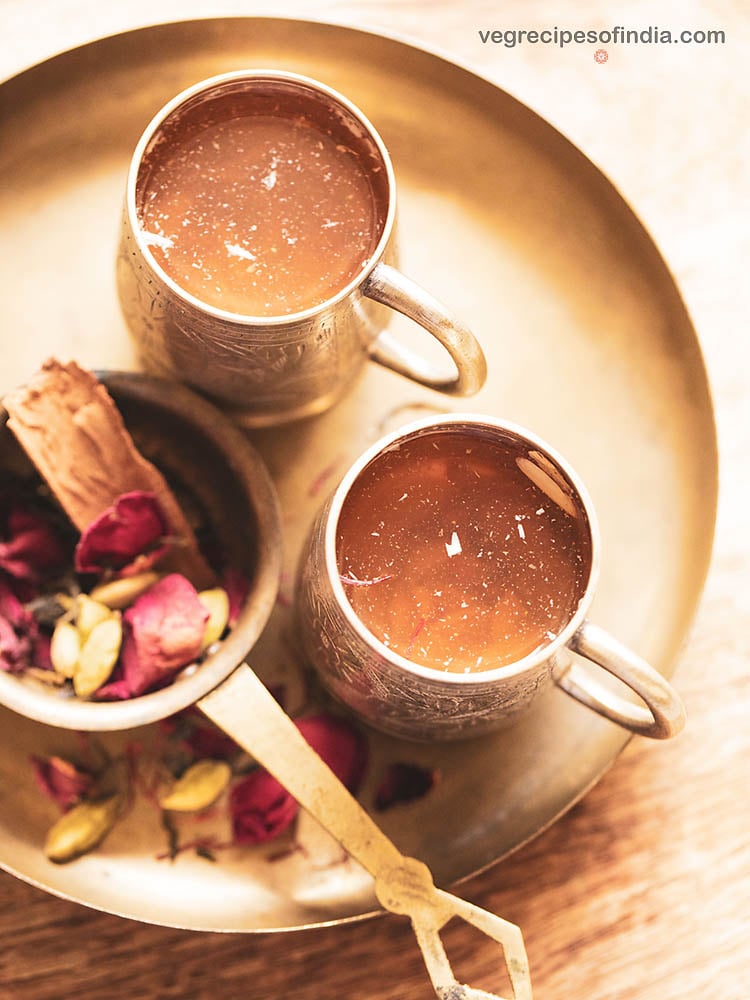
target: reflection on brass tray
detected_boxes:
[0,17,716,934]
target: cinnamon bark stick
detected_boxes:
[3,359,215,589]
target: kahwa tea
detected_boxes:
[336,429,592,673]
[136,87,386,317]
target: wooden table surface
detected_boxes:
[1,2,747,998]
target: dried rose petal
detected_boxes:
[229,712,368,846]
[0,579,36,673]
[374,763,439,812]
[0,616,30,673]
[0,506,68,584]
[97,574,208,699]
[33,631,53,671]
[0,579,30,628]
[93,673,131,701]
[164,695,287,761]
[31,755,93,811]
[74,491,170,577]
[296,713,368,794]
[230,768,299,845]
[184,717,240,761]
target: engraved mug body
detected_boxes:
[296,414,686,741]
[117,71,486,426]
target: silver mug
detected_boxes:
[296,414,686,741]
[117,70,486,426]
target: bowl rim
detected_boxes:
[0,370,282,731]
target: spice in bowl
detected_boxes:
[0,359,243,701]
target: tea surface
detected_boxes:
[336,430,592,673]
[137,100,382,316]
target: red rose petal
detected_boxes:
[296,713,368,795]
[0,580,37,673]
[0,579,30,629]
[74,491,170,576]
[186,720,240,761]
[374,763,439,812]
[102,574,209,699]
[93,674,132,701]
[31,755,93,811]
[228,711,369,847]
[229,769,299,845]
[222,568,250,627]
[0,507,67,584]
[33,631,53,671]
[0,616,30,673]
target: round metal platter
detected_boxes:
[0,18,717,932]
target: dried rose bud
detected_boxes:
[97,574,208,699]
[74,491,170,577]
[185,719,239,762]
[229,768,300,846]
[229,712,369,846]
[296,713,368,794]
[374,763,439,812]
[31,755,93,811]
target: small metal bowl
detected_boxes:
[0,371,282,731]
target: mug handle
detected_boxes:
[363,262,487,396]
[555,621,686,739]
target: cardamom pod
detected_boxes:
[26,592,72,628]
[198,587,230,651]
[44,794,123,864]
[50,620,81,678]
[75,594,112,641]
[73,616,123,698]
[159,759,232,812]
[89,571,161,610]
[26,667,66,686]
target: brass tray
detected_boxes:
[0,18,717,932]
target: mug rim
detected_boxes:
[323,413,602,685]
[125,68,396,326]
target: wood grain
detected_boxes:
[1,1,747,998]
